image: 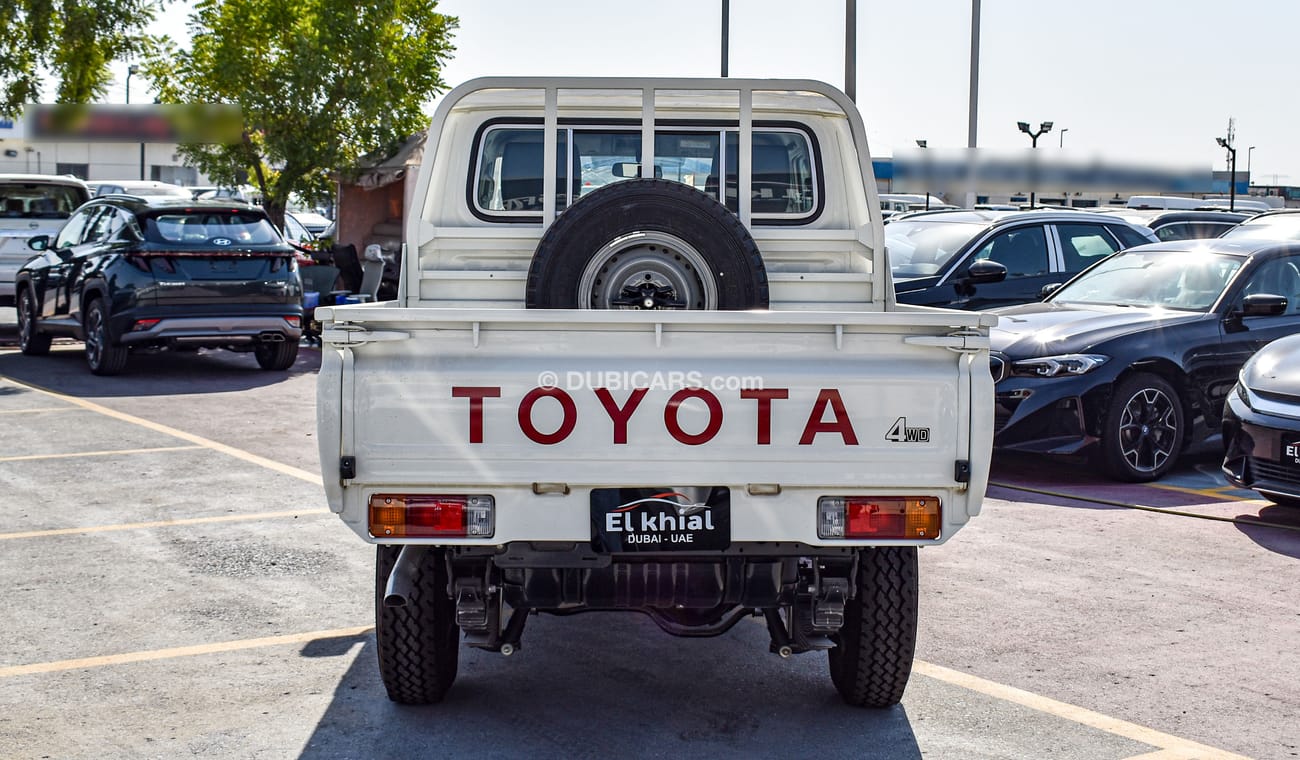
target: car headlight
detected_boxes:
[1233,378,1253,411]
[1012,354,1109,377]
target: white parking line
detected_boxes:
[0,375,321,484]
[0,509,328,541]
[913,661,1251,760]
[0,445,205,462]
[0,626,373,678]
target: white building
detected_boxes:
[0,113,213,186]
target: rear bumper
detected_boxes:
[118,314,303,345]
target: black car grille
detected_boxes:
[1248,457,1300,488]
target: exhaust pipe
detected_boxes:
[258,331,285,343]
[383,546,425,607]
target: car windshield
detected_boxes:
[884,220,983,277]
[0,183,84,219]
[1219,214,1300,241]
[142,211,282,246]
[1050,249,1243,311]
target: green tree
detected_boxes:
[145,0,456,230]
[0,0,162,116]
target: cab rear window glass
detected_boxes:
[474,125,817,220]
[143,212,281,245]
[0,184,86,219]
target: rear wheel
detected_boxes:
[83,298,128,376]
[828,547,919,708]
[17,287,51,356]
[254,340,299,371]
[375,546,460,704]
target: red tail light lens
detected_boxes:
[368,494,495,538]
[130,318,161,332]
[818,496,940,540]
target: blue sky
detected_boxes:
[112,0,1300,186]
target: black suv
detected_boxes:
[15,196,304,375]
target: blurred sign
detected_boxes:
[23,104,242,143]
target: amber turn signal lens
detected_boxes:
[368,494,495,539]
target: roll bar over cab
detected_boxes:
[316,78,995,708]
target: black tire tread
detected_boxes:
[525,178,768,310]
[85,299,128,376]
[17,287,52,356]
[828,547,919,708]
[375,546,459,704]
[255,340,299,371]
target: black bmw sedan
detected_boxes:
[1222,332,1300,507]
[15,196,303,375]
[989,239,1300,481]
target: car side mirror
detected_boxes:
[1239,293,1288,317]
[966,259,1007,284]
[27,234,49,251]
[1040,282,1063,299]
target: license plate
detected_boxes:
[590,487,731,552]
[1283,438,1300,466]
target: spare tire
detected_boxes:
[525,179,768,310]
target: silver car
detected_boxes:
[0,174,90,306]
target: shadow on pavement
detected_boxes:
[1235,504,1300,560]
[296,615,922,760]
[0,344,321,398]
[991,451,1246,511]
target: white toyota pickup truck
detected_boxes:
[316,77,995,708]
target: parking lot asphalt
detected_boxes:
[0,322,1296,759]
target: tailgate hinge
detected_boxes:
[904,330,989,353]
[322,324,410,346]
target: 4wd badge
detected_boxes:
[885,417,930,443]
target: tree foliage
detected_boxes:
[145,0,456,228]
[0,0,161,116]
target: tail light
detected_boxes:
[283,316,301,328]
[130,318,161,332]
[368,494,495,538]
[818,496,940,540]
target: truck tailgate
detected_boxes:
[318,306,995,545]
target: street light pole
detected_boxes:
[126,64,145,181]
[1017,120,1053,208]
[1217,136,1237,212]
[1059,128,1068,148]
[1247,146,1256,186]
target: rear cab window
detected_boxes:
[471,122,819,223]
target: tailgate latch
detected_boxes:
[321,324,410,346]
[904,330,988,353]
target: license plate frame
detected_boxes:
[590,487,731,553]
[1281,436,1300,467]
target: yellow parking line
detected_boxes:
[1147,482,1258,503]
[0,509,327,541]
[0,626,372,679]
[913,661,1251,760]
[0,375,321,484]
[0,407,79,414]
[0,445,205,462]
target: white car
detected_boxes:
[0,174,91,306]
